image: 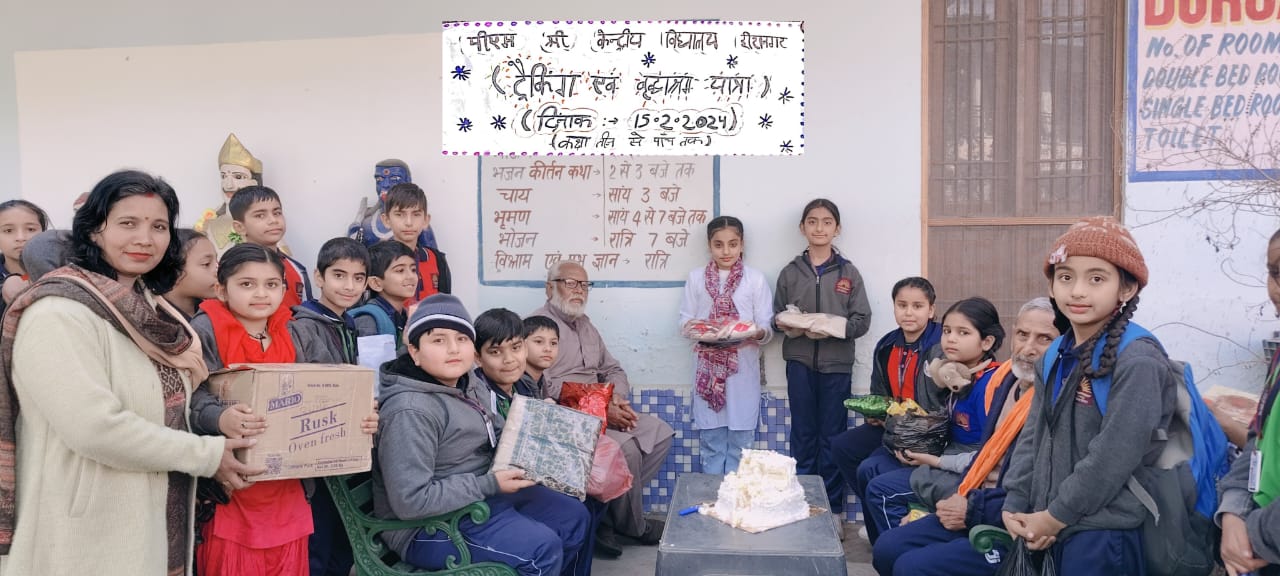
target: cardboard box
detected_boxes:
[209,363,375,480]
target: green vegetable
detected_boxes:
[843,395,891,418]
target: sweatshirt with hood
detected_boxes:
[772,250,873,373]
[371,354,507,558]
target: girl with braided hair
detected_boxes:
[999,216,1175,576]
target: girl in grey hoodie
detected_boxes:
[772,198,873,518]
[1001,217,1173,575]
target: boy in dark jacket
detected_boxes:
[351,240,418,346]
[517,315,560,400]
[380,183,450,301]
[286,236,370,576]
[289,237,369,365]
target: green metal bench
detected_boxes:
[324,473,518,576]
[969,523,1014,555]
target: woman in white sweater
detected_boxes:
[0,170,263,576]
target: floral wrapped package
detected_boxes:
[491,395,602,500]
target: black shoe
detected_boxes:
[594,525,623,558]
[634,518,664,545]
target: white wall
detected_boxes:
[1125,182,1276,393]
[4,2,924,392]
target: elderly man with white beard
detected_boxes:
[870,297,1059,576]
[530,261,676,558]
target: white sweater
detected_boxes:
[0,296,225,576]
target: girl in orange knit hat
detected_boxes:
[1000,216,1171,575]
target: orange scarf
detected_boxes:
[958,361,1030,497]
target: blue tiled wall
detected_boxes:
[633,388,864,522]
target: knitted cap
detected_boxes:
[1044,216,1148,288]
[405,294,475,346]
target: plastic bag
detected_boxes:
[773,304,847,339]
[882,409,951,456]
[587,434,633,502]
[844,395,892,419]
[560,382,614,435]
[996,540,1057,576]
[682,318,760,343]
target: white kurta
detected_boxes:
[679,264,775,431]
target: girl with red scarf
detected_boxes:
[190,243,311,575]
[678,216,774,474]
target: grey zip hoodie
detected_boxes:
[772,251,872,373]
[1002,337,1175,537]
[371,354,506,558]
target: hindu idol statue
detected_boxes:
[195,133,263,256]
[348,159,438,249]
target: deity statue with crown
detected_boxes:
[347,159,438,249]
[195,133,263,256]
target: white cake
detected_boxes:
[707,449,811,532]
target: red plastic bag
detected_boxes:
[560,382,614,435]
[587,434,633,502]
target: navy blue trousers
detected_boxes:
[874,516,1144,576]
[573,497,607,576]
[854,446,908,543]
[404,485,590,576]
[831,423,885,520]
[865,467,919,538]
[786,361,850,513]
[308,480,353,576]
[872,514,1004,576]
[1050,528,1146,576]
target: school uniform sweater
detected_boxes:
[772,251,872,374]
[1001,337,1176,537]
[869,323,944,407]
[3,296,225,576]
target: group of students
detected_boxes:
[820,218,1279,576]
[0,174,1276,576]
[673,198,1278,575]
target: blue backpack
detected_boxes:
[349,303,397,338]
[1042,322,1229,576]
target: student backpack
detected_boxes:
[1042,322,1229,576]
